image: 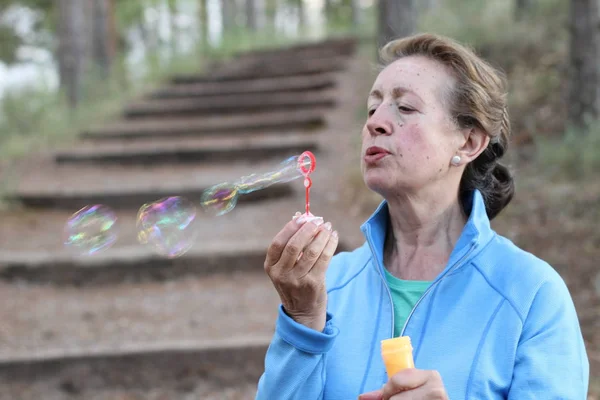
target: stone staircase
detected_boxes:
[0,37,368,399]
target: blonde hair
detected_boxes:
[380,33,514,220]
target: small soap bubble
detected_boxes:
[136,196,197,258]
[64,204,118,255]
[200,183,239,216]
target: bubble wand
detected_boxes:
[298,151,316,217]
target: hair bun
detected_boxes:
[485,163,515,220]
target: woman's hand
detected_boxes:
[264,213,339,332]
[358,369,448,400]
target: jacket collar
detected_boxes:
[359,190,494,278]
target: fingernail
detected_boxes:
[296,215,307,224]
[332,230,338,238]
[323,222,332,231]
[313,217,324,226]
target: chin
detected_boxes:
[363,171,392,196]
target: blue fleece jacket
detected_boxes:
[256,190,589,399]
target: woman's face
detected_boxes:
[361,55,464,198]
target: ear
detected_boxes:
[457,127,490,163]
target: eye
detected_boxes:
[398,106,415,113]
[367,107,377,117]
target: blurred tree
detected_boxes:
[57,0,89,106]
[296,0,305,27]
[265,0,278,30]
[167,0,178,51]
[515,0,533,19]
[198,0,209,49]
[350,0,360,25]
[0,0,56,65]
[0,24,21,65]
[221,0,236,33]
[324,0,333,20]
[246,0,257,31]
[90,0,116,80]
[378,0,415,51]
[568,0,600,129]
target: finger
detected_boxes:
[358,389,383,400]
[264,214,309,267]
[389,384,447,400]
[309,229,339,278]
[293,224,332,277]
[276,221,321,269]
[382,369,429,398]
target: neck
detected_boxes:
[383,186,467,281]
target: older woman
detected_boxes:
[256,33,589,400]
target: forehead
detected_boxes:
[371,56,453,101]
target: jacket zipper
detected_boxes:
[365,222,478,338]
[400,242,477,336]
[365,225,395,337]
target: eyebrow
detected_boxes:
[368,86,424,103]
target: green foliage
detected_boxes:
[418,0,568,55]
[0,24,22,64]
[535,123,600,180]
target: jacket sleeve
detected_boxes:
[508,274,589,399]
[255,305,339,400]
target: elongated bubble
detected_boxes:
[64,204,118,255]
[235,154,314,194]
[200,183,239,216]
[136,196,197,258]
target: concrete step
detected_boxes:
[54,133,318,165]
[233,40,356,64]
[0,337,268,400]
[81,110,325,140]
[11,158,302,209]
[172,55,348,83]
[233,37,356,60]
[0,272,279,356]
[124,89,336,118]
[149,73,336,99]
[0,270,278,398]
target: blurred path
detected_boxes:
[0,37,372,399]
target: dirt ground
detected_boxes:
[0,49,599,398]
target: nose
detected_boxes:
[366,110,393,136]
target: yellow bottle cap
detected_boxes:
[381,336,412,353]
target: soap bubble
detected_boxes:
[200,153,316,216]
[136,196,197,258]
[64,204,118,255]
[200,183,239,216]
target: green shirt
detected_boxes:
[384,268,432,337]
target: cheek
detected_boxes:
[394,123,430,157]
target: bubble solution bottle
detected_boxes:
[381,336,415,378]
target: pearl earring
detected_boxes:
[451,155,461,166]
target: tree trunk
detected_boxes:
[568,0,600,129]
[324,0,333,21]
[265,0,277,30]
[198,0,209,49]
[378,0,415,50]
[297,0,305,27]
[221,0,236,35]
[515,0,533,19]
[90,0,114,80]
[350,0,360,25]
[57,0,89,107]
[246,0,257,31]
[167,0,178,52]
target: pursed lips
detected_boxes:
[364,146,391,164]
